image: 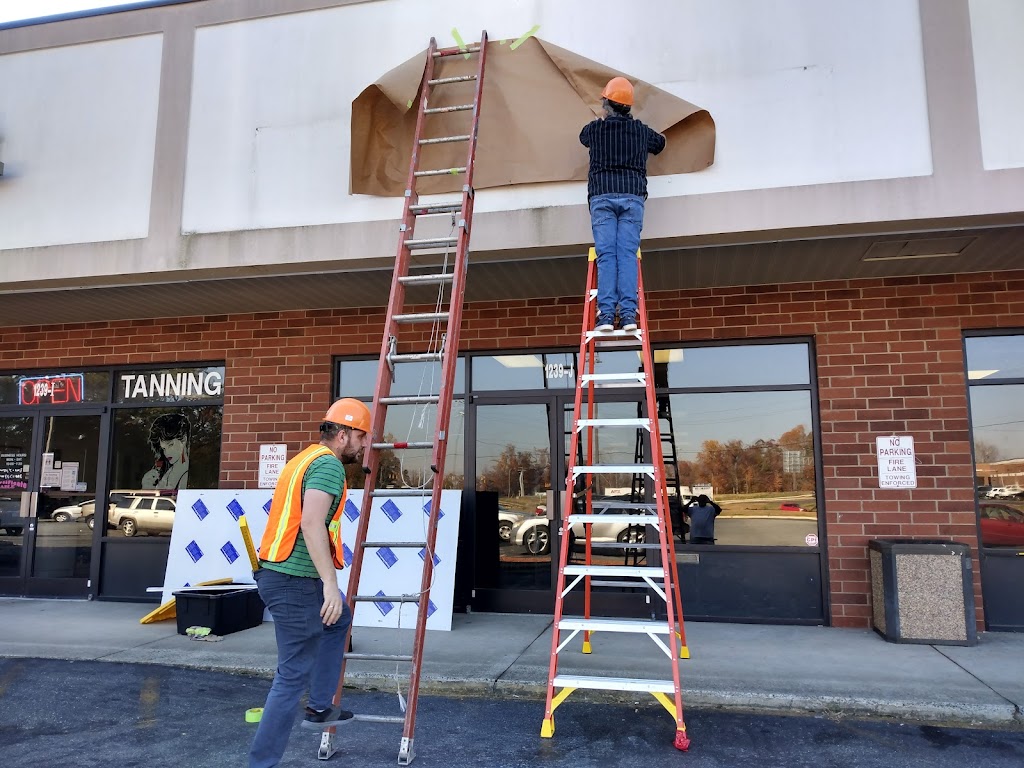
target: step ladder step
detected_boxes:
[398,273,455,286]
[589,579,656,588]
[369,488,434,498]
[379,394,440,405]
[413,167,467,178]
[418,134,472,146]
[404,235,459,248]
[424,104,474,114]
[576,418,650,431]
[346,653,414,663]
[428,75,478,85]
[371,441,433,450]
[386,351,444,364]
[567,513,659,526]
[586,328,642,343]
[580,372,646,387]
[433,46,481,58]
[558,616,670,634]
[563,565,664,578]
[552,674,675,694]
[590,500,655,510]
[409,202,463,215]
[353,595,421,604]
[393,312,450,323]
[572,464,655,476]
[587,541,662,550]
[362,541,429,549]
[352,714,407,724]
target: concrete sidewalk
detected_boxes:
[1,597,1021,728]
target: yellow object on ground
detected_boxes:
[138,577,236,624]
[245,708,263,723]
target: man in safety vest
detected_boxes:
[249,398,371,768]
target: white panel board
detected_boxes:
[162,489,462,631]
[968,0,1024,170]
[0,35,162,250]
[182,0,932,232]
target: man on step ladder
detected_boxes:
[580,76,666,333]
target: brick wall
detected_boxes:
[2,269,1023,627]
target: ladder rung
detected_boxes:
[589,579,655,589]
[590,337,644,349]
[587,541,661,550]
[362,541,428,549]
[386,352,444,364]
[586,328,642,342]
[369,488,434,498]
[379,395,440,405]
[567,513,659,526]
[580,373,646,385]
[413,167,467,178]
[572,465,655,475]
[345,653,414,662]
[393,312,450,323]
[409,202,463,215]
[428,75,478,85]
[403,236,459,248]
[371,441,433,450]
[419,134,471,146]
[353,595,420,604]
[558,616,669,634]
[563,565,664,578]
[553,674,675,694]
[588,500,655,510]
[433,46,481,58]
[424,104,474,113]
[398,273,455,286]
[576,418,650,431]
[352,714,407,724]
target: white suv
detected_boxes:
[987,485,1024,500]
[108,494,177,537]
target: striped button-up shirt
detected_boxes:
[580,114,666,200]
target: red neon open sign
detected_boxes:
[18,374,85,406]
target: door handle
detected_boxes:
[20,491,38,532]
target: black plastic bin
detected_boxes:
[174,586,265,637]
[868,539,976,646]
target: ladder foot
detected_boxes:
[674,729,691,752]
[679,645,690,660]
[397,736,415,765]
[582,640,592,654]
[540,717,555,738]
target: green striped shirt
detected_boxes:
[261,452,346,578]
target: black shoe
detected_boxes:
[621,315,638,332]
[301,706,354,729]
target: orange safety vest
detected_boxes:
[258,444,347,570]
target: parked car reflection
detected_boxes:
[106,493,176,537]
[979,502,1024,547]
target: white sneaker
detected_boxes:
[622,320,638,332]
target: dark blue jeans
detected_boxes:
[249,568,352,768]
[589,193,645,322]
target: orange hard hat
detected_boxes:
[323,398,371,433]
[601,76,634,107]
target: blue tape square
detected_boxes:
[185,540,204,563]
[342,543,353,568]
[376,547,399,569]
[382,500,403,523]
[262,498,272,514]
[374,590,394,616]
[426,599,437,619]
[220,541,240,564]
[344,499,360,522]
[227,500,245,521]
[422,501,444,520]
[418,548,441,567]
[191,500,209,521]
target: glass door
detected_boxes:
[0,410,106,597]
[0,416,36,590]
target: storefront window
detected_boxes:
[0,371,110,406]
[337,359,464,398]
[967,334,1024,549]
[473,353,575,391]
[106,405,223,538]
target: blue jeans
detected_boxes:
[589,193,645,321]
[249,568,352,768]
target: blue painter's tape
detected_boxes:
[185,540,204,563]
[382,500,402,523]
[344,499,360,522]
[426,599,437,618]
[422,501,444,520]
[376,547,399,569]
[227,499,245,521]
[374,590,394,616]
[262,498,272,514]
[418,548,441,567]
[220,540,240,564]
[191,500,210,521]
[342,542,353,567]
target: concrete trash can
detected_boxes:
[868,539,977,646]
